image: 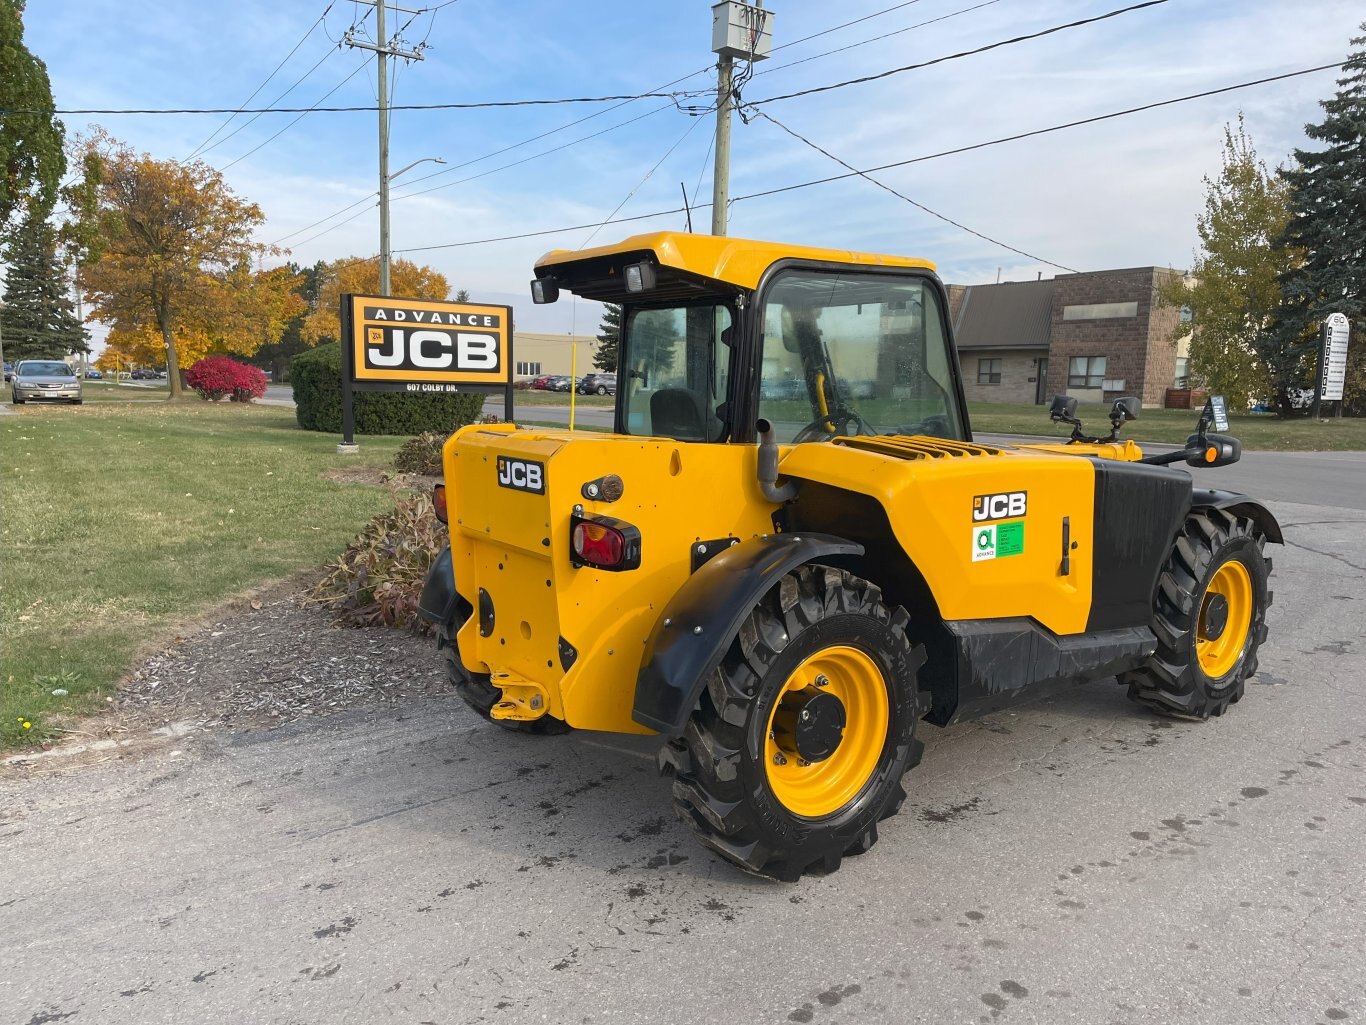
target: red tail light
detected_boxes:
[433,484,448,523]
[570,513,641,571]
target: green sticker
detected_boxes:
[997,520,1025,557]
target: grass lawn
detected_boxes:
[511,390,613,408]
[79,379,171,402]
[966,401,1366,451]
[1,402,405,751]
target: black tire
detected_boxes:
[595,385,607,395]
[662,565,926,881]
[436,620,571,735]
[1120,508,1271,719]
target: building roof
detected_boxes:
[951,278,1055,351]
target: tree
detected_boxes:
[248,261,323,381]
[1158,117,1293,411]
[300,256,451,345]
[0,213,88,360]
[1271,26,1366,413]
[454,288,471,303]
[61,131,292,397]
[0,1,66,234]
[593,303,621,372]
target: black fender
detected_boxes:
[417,546,471,625]
[1191,488,1283,545]
[632,533,864,735]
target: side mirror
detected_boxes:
[1185,432,1241,468]
[1049,395,1078,420]
[1111,396,1140,423]
[530,277,559,304]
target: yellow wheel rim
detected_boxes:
[1197,560,1253,679]
[764,645,890,819]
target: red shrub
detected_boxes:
[185,356,268,402]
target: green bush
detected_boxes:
[290,342,486,435]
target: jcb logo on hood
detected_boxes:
[497,457,545,494]
[973,490,1027,522]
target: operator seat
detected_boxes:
[650,388,708,441]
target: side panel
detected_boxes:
[778,442,1097,635]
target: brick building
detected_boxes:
[948,267,1190,407]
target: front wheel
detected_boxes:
[595,385,608,395]
[1120,509,1271,719]
[664,565,925,880]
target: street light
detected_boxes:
[379,156,445,296]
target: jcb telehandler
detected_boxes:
[418,233,1279,880]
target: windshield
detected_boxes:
[21,362,74,377]
[620,303,732,441]
[757,270,963,443]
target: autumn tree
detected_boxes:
[1270,26,1366,413]
[1159,117,1294,411]
[300,256,451,345]
[61,131,295,397]
[249,261,324,381]
[593,303,621,372]
[0,213,88,360]
[0,1,65,234]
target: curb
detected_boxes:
[2,720,200,767]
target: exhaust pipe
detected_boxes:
[756,419,800,503]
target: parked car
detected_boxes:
[577,372,617,395]
[547,375,574,392]
[530,374,554,390]
[84,369,104,380]
[11,359,82,405]
[3,362,12,382]
[130,368,157,380]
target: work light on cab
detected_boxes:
[570,512,641,571]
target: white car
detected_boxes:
[11,360,83,405]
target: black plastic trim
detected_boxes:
[631,532,864,735]
[417,546,470,625]
[1191,488,1283,544]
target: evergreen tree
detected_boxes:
[249,261,322,380]
[1,214,88,360]
[594,303,621,372]
[454,288,471,303]
[1270,26,1366,413]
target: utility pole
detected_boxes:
[346,3,426,296]
[709,2,773,237]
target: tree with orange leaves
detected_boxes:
[301,256,451,346]
[61,130,300,397]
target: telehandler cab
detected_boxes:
[418,233,1279,881]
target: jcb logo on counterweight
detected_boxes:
[497,457,545,494]
[972,490,1027,522]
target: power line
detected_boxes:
[390,62,1344,255]
[183,2,336,162]
[753,110,1078,271]
[196,45,342,161]
[750,0,1171,106]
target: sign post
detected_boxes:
[337,294,514,452]
[1312,312,1350,420]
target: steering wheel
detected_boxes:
[792,407,872,443]
[892,413,952,438]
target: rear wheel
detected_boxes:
[436,620,570,735]
[595,385,608,395]
[663,565,925,880]
[1120,509,1270,719]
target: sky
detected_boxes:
[19,0,1366,347]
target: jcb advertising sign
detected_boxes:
[341,294,513,391]
[337,293,514,445]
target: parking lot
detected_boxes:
[3,459,1363,1025]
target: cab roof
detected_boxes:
[534,231,936,293]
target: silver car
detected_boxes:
[11,360,83,405]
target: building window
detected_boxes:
[1062,301,1139,321]
[1174,356,1190,388]
[977,358,1002,385]
[1068,356,1106,389]
[515,361,542,376]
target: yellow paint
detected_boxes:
[764,645,889,818]
[1198,560,1252,678]
[346,294,512,385]
[535,231,936,292]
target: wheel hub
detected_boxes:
[772,687,846,763]
[1201,592,1229,640]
